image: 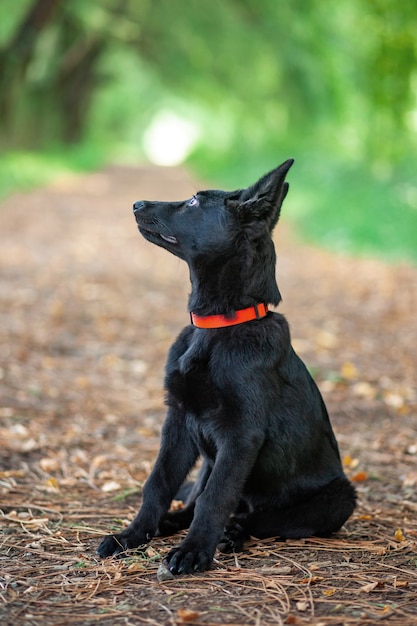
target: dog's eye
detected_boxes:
[188,196,198,207]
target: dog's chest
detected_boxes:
[165,334,222,417]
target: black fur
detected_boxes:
[97,159,356,574]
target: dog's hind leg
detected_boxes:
[219,477,356,551]
[246,477,357,540]
[217,499,251,553]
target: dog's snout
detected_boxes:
[133,201,145,213]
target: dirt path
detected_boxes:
[1,165,417,625]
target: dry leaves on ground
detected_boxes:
[1,166,417,625]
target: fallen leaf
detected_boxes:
[177,608,201,622]
[299,576,323,584]
[394,528,406,542]
[360,581,384,593]
[393,580,409,589]
[351,471,369,482]
[145,547,157,558]
[75,376,90,389]
[402,500,417,512]
[39,457,60,472]
[352,381,376,399]
[343,455,359,469]
[273,565,292,574]
[402,471,417,487]
[90,454,109,470]
[44,477,59,492]
[127,562,145,573]
[316,330,338,349]
[340,361,358,380]
[101,480,121,492]
[169,499,185,510]
[323,588,337,596]
[383,392,404,409]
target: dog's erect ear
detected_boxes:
[226,158,294,233]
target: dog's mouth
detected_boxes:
[159,232,178,244]
[133,203,178,245]
[138,224,178,245]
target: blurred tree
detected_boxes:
[364,0,417,160]
[0,0,108,145]
[0,0,60,143]
[0,0,415,163]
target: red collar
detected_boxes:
[190,303,269,329]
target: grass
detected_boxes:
[0,143,107,201]
[288,157,417,263]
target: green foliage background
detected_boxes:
[1,0,416,261]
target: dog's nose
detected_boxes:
[133,201,145,213]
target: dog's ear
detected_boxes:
[227,159,294,233]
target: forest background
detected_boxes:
[0,0,416,262]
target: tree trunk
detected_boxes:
[0,0,61,143]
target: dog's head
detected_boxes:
[133,159,294,263]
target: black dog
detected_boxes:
[97,159,356,574]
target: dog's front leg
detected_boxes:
[97,409,198,558]
[163,436,262,574]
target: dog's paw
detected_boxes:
[157,509,193,536]
[97,534,128,558]
[157,516,181,537]
[163,545,212,575]
[97,531,147,559]
[217,521,245,553]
